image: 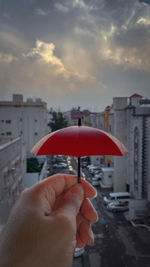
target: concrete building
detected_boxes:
[113,97,128,192]
[113,94,150,219]
[89,107,114,167]
[63,110,73,126]
[0,94,48,155]
[0,137,26,225]
[64,107,91,126]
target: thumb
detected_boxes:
[55,184,84,221]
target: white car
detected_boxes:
[53,162,67,168]
[93,173,103,180]
[74,247,85,257]
[107,201,129,212]
[92,180,100,186]
[103,192,130,205]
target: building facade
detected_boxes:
[0,137,26,225]
[113,94,150,219]
[0,94,48,155]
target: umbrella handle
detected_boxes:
[78,157,81,183]
[77,118,81,183]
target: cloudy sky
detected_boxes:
[0,0,150,111]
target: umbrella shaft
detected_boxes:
[78,157,81,183]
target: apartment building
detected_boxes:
[85,107,114,167]
[0,137,26,224]
[0,94,48,155]
[113,94,150,219]
[64,107,90,126]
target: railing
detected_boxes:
[39,159,47,181]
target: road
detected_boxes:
[72,187,150,267]
[51,156,150,267]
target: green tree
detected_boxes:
[48,111,67,132]
[27,157,42,173]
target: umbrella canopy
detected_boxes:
[31,126,129,157]
[31,121,129,183]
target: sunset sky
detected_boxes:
[0,0,150,111]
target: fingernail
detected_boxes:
[70,184,84,199]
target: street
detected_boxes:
[50,156,150,267]
[69,158,150,267]
[72,187,150,267]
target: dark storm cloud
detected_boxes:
[139,0,150,4]
[0,0,150,110]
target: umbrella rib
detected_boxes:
[78,157,81,183]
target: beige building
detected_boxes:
[86,107,114,167]
[0,137,26,224]
[0,94,48,155]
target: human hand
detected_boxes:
[0,174,98,267]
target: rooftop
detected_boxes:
[0,94,47,108]
[130,93,143,98]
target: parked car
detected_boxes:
[53,162,67,168]
[103,192,130,205]
[94,170,102,175]
[92,180,100,187]
[87,164,94,170]
[93,173,103,180]
[89,166,102,174]
[74,247,85,257]
[82,162,88,167]
[92,177,100,181]
[107,201,129,212]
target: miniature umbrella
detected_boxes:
[31,119,129,183]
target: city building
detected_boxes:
[113,94,150,219]
[64,107,90,126]
[0,94,49,226]
[0,94,48,155]
[87,107,114,167]
[0,137,26,225]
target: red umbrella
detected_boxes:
[31,119,129,183]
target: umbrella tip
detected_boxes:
[78,118,81,126]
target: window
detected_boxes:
[34,132,38,135]
[1,133,5,136]
[108,196,115,200]
[118,196,129,200]
[6,120,11,123]
[126,184,130,192]
[34,119,38,122]
[1,120,4,123]
[6,132,12,135]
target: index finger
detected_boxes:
[33,174,97,207]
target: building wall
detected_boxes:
[113,97,128,192]
[63,111,72,126]
[113,95,150,219]
[0,95,48,154]
[0,137,26,224]
[126,108,143,199]
[147,116,150,204]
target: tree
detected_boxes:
[27,157,42,173]
[48,111,67,132]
